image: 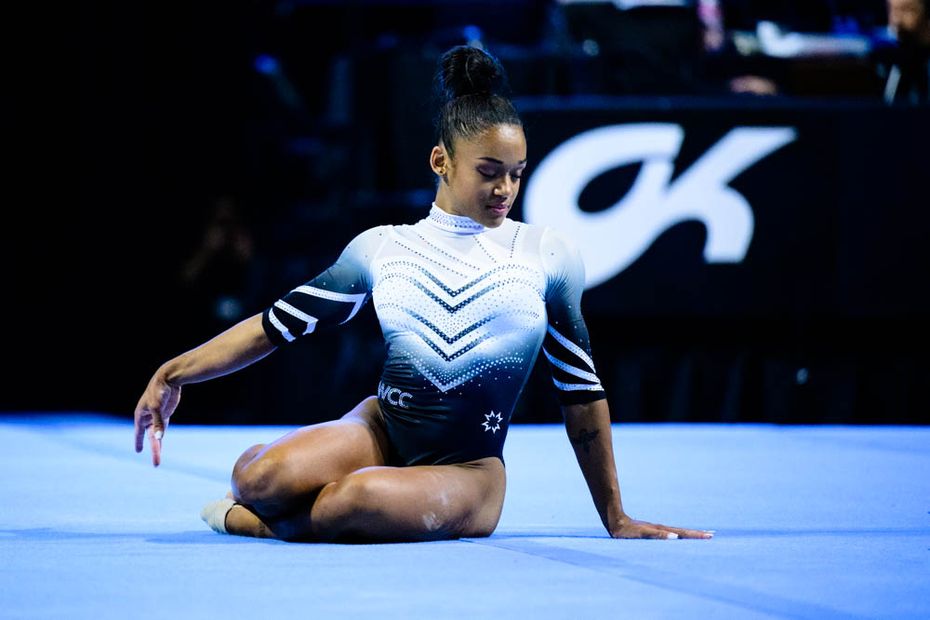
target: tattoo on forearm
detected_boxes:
[570,428,599,454]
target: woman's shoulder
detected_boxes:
[347,224,395,245]
[514,220,579,254]
[338,224,396,263]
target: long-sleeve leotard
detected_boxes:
[262,204,604,465]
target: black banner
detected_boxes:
[513,97,930,319]
[506,97,930,424]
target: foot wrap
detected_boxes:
[200,498,237,534]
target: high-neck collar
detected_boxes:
[425,203,486,235]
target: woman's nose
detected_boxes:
[494,177,514,197]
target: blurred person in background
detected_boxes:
[877,0,930,102]
[557,0,709,94]
[176,193,260,422]
[179,194,257,331]
[557,0,786,96]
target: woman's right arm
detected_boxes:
[133,312,276,466]
[135,224,381,465]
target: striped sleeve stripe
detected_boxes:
[274,300,319,335]
[267,308,296,343]
[546,325,596,372]
[552,378,604,392]
[543,348,600,384]
[293,285,367,324]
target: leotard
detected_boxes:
[262,204,604,465]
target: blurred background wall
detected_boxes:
[4,0,928,425]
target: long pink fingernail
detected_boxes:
[667,533,679,540]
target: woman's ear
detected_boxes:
[430,145,448,178]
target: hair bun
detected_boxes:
[435,45,509,103]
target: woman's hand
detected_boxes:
[130,315,275,468]
[133,369,182,467]
[610,516,713,540]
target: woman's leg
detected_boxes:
[220,396,388,536]
[309,456,507,542]
[227,459,507,544]
[226,455,506,542]
[214,395,507,542]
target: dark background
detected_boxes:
[4,1,927,426]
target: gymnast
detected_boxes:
[133,44,712,543]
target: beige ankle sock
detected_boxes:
[200,498,237,534]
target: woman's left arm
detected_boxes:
[562,398,713,540]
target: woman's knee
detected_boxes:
[468,503,503,538]
[231,445,290,509]
[232,443,265,477]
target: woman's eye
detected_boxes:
[477,168,524,180]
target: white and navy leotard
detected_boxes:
[261,204,605,465]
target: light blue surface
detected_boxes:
[1,414,928,619]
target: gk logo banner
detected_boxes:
[524,123,797,289]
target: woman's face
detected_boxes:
[434,124,527,228]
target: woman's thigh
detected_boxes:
[310,456,506,542]
[232,396,389,513]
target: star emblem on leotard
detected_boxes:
[482,410,503,434]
